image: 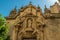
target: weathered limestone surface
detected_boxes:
[6,2,60,40]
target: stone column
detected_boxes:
[15,24,19,40]
[11,26,17,40]
[18,34,22,40]
[37,34,41,40]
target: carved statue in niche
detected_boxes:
[27,18,32,28]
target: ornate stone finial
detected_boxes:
[55,2,60,6]
[44,5,51,13]
[21,6,23,9]
[30,2,32,4]
[13,6,17,14]
[14,6,17,12]
[44,5,47,9]
[44,5,48,13]
[44,5,48,11]
[37,5,41,12]
[29,1,32,5]
[37,5,40,9]
[9,6,17,17]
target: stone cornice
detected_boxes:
[20,5,37,12]
[6,13,20,20]
[44,13,60,19]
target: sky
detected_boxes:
[0,0,59,17]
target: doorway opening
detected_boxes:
[22,37,36,40]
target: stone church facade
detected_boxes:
[6,2,60,40]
